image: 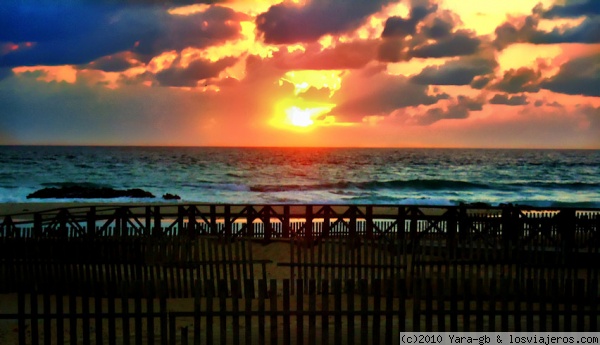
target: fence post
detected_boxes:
[87,207,96,238]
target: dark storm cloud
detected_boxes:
[489,93,529,106]
[493,15,539,50]
[133,6,248,59]
[491,67,541,93]
[256,0,393,44]
[415,95,483,125]
[494,7,600,50]
[543,0,600,18]
[381,2,438,38]
[411,57,497,85]
[273,40,379,70]
[154,56,237,87]
[540,54,600,97]
[0,2,245,67]
[470,75,492,89]
[530,17,600,44]
[379,4,479,62]
[410,30,480,58]
[422,17,454,38]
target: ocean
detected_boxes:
[0,146,599,208]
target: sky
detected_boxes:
[0,0,599,148]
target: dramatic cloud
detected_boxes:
[331,65,446,120]
[378,4,477,62]
[0,3,246,67]
[491,67,541,93]
[489,93,529,106]
[530,17,600,44]
[410,30,480,58]
[493,15,539,50]
[154,56,237,87]
[543,0,600,18]
[1,0,599,148]
[256,0,392,44]
[494,8,600,50]
[272,40,379,70]
[411,57,497,85]
[540,53,600,96]
[381,2,438,38]
[80,53,141,72]
[414,95,483,125]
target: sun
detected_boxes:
[286,106,315,127]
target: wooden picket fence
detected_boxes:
[3,277,598,345]
[0,237,270,297]
[5,278,405,345]
[414,277,599,332]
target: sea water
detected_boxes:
[0,146,598,207]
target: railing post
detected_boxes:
[188,206,196,238]
[458,204,468,240]
[322,206,330,238]
[446,207,458,258]
[58,208,68,237]
[396,207,406,239]
[34,213,43,238]
[409,207,418,241]
[558,209,576,265]
[153,206,162,236]
[2,215,13,237]
[349,206,357,238]
[177,206,185,234]
[282,205,290,238]
[366,206,373,239]
[501,205,516,260]
[264,206,272,241]
[224,205,232,238]
[210,205,218,236]
[87,207,96,238]
[145,206,152,236]
[247,207,255,237]
[306,205,313,242]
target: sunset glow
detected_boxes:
[0,0,598,148]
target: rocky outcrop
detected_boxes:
[27,186,156,199]
[162,193,181,200]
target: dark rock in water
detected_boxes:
[27,186,155,199]
[162,193,181,200]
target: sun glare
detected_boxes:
[287,107,315,127]
[270,99,337,131]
